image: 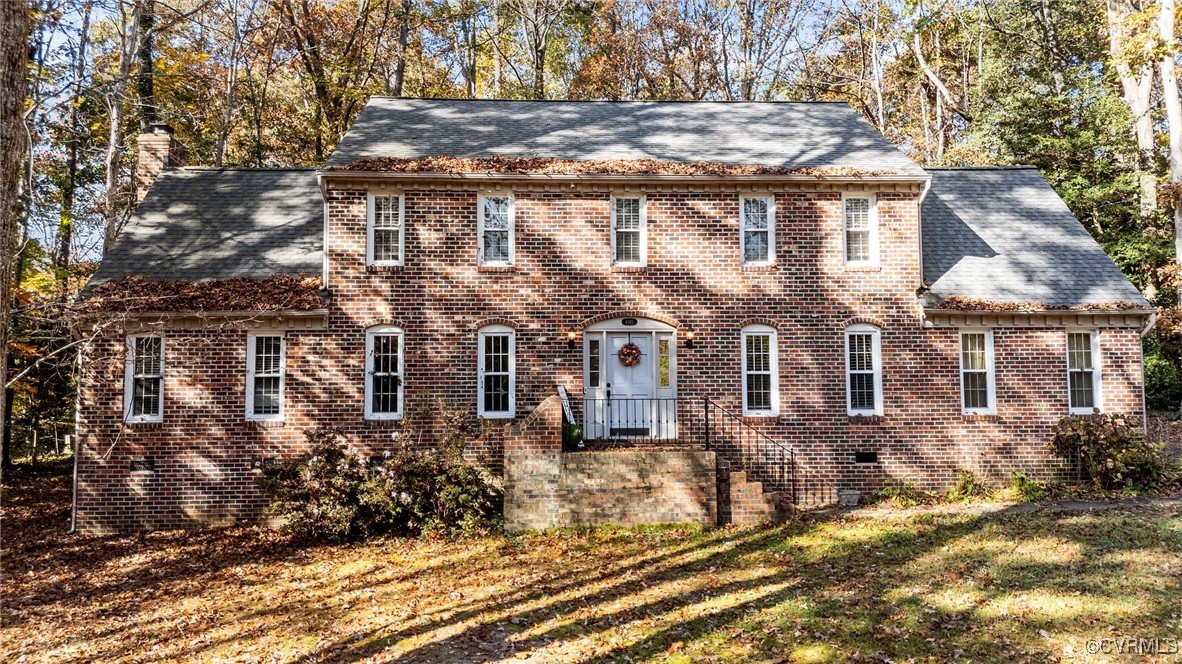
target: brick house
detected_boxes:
[75,99,1151,534]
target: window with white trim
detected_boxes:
[741,196,774,265]
[365,326,404,419]
[1067,331,1101,413]
[246,333,285,421]
[478,325,515,418]
[125,335,163,423]
[611,196,646,266]
[742,325,778,416]
[960,331,995,413]
[367,193,404,265]
[478,194,513,265]
[845,325,883,415]
[844,195,877,264]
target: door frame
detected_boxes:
[583,317,677,440]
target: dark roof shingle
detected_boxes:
[325,98,926,175]
[922,167,1148,309]
[89,168,322,286]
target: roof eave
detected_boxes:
[318,170,930,185]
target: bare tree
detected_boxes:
[102,0,146,255]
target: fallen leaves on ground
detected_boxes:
[3,470,1181,663]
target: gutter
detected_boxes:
[317,173,330,290]
[316,170,931,186]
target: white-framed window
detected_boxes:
[367,193,405,266]
[611,195,647,266]
[365,326,404,420]
[1067,331,1102,414]
[740,196,774,266]
[124,334,164,423]
[845,324,883,416]
[246,332,285,421]
[478,325,515,418]
[741,325,778,416]
[478,194,513,265]
[843,194,878,265]
[960,330,996,414]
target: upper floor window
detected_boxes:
[845,324,882,416]
[366,326,404,420]
[1067,331,1101,414]
[742,325,778,416]
[367,193,404,266]
[125,334,163,423]
[741,196,774,266]
[478,194,513,266]
[246,333,285,421]
[611,196,646,266]
[960,331,996,414]
[844,195,878,265]
[478,325,515,418]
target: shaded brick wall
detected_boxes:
[76,180,1147,532]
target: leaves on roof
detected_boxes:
[332,156,891,177]
[934,295,1149,312]
[82,275,325,313]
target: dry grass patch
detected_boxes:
[3,471,1181,663]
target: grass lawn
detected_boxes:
[3,470,1182,663]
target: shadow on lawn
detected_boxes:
[294,505,1181,663]
[4,470,1181,663]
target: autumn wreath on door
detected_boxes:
[618,342,643,367]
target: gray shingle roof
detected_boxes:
[922,167,1148,309]
[325,98,926,175]
[89,168,322,286]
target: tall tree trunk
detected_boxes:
[136,0,156,130]
[392,0,411,96]
[0,0,32,474]
[1107,0,1158,216]
[59,5,92,276]
[103,0,144,255]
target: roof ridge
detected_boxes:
[176,166,318,172]
[366,96,850,104]
[925,165,1039,171]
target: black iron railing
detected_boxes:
[567,392,815,507]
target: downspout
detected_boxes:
[69,332,83,534]
[916,176,933,328]
[1141,309,1157,431]
[318,173,329,291]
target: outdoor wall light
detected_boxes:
[684,325,696,348]
[567,329,578,350]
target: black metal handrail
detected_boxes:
[703,397,796,502]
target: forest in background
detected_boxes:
[4,0,1182,465]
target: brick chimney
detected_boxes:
[136,122,186,202]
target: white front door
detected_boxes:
[607,333,654,436]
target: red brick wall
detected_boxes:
[75,181,1146,532]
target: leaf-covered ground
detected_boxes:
[3,470,1181,663]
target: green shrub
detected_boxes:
[1049,414,1168,491]
[260,406,502,542]
[946,469,990,502]
[1009,470,1047,502]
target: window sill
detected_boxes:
[246,419,286,429]
[478,265,516,273]
[123,420,163,429]
[847,414,883,424]
[364,417,403,427]
[962,412,999,422]
[480,412,516,420]
[844,264,881,273]
[611,265,646,273]
[366,264,404,273]
[742,264,777,273]
[740,413,779,423]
